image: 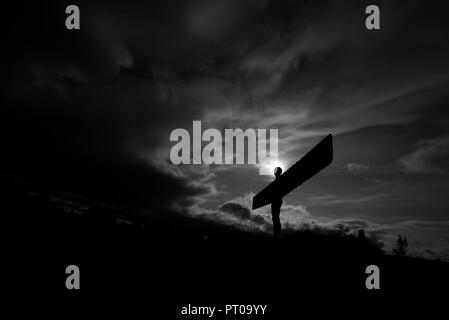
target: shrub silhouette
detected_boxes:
[392,234,408,256]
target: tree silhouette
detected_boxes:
[392,234,408,256]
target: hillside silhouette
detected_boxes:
[2,175,448,316]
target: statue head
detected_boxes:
[274,166,283,177]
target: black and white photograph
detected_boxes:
[2,0,449,317]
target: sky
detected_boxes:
[2,0,449,260]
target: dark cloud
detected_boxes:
[219,202,268,227]
[400,135,449,174]
[220,202,251,220]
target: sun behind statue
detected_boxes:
[274,167,283,177]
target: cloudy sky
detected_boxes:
[2,0,449,259]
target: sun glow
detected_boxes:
[259,159,286,176]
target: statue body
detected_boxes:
[271,167,283,238]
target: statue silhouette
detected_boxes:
[271,167,283,238]
[252,134,334,239]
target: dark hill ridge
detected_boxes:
[2,175,448,315]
